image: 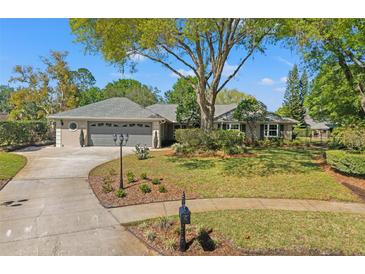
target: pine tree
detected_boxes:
[282,65,307,125]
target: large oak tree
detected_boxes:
[69,18,278,130]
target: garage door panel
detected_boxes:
[89,121,152,147]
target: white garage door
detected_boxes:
[88,122,152,147]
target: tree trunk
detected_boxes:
[197,89,215,131]
[361,96,365,113]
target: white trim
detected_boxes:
[264,124,279,138]
[68,121,78,132]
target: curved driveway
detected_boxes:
[0,146,153,255]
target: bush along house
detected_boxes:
[48,97,298,148]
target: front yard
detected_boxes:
[0,152,26,190]
[89,147,359,207]
[128,209,365,255]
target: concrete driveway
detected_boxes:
[0,146,153,255]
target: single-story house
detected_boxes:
[48,97,298,148]
[304,114,334,138]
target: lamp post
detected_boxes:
[113,133,129,189]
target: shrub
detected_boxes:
[144,230,156,241]
[127,171,135,183]
[0,121,52,146]
[102,176,114,193]
[326,150,365,176]
[140,183,151,194]
[134,144,150,160]
[157,216,173,230]
[158,185,167,193]
[164,238,177,251]
[152,178,161,185]
[140,172,147,180]
[223,145,244,155]
[115,189,126,198]
[174,128,245,154]
[333,126,365,151]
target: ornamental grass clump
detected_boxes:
[127,171,135,183]
[140,172,148,180]
[152,178,161,185]
[102,176,114,193]
[135,144,150,160]
[115,189,126,198]
[158,185,167,193]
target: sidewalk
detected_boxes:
[109,197,365,224]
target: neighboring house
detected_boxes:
[48,97,298,148]
[304,114,334,138]
[0,112,8,121]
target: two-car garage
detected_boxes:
[88,121,152,147]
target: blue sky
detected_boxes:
[0,18,301,111]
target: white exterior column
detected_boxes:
[152,121,161,148]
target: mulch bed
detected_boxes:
[127,220,243,256]
[89,175,199,208]
[0,179,9,191]
[316,159,365,202]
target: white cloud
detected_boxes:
[276,56,294,67]
[273,87,285,92]
[170,68,195,78]
[129,53,146,62]
[259,78,275,86]
[222,63,238,77]
[279,76,288,83]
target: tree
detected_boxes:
[79,87,104,106]
[0,85,14,113]
[215,88,250,104]
[233,96,267,142]
[9,65,53,120]
[70,18,279,130]
[165,77,200,126]
[284,19,365,113]
[103,79,159,107]
[305,63,365,125]
[8,51,97,120]
[282,65,307,124]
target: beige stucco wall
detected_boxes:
[57,119,88,147]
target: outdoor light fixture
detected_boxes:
[113,133,129,189]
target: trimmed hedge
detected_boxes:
[174,128,245,155]
[326,150,365,176]
[0,121,52,147]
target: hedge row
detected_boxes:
[0,121,53,147]
[174,128,245,155]
[326,150,365,176]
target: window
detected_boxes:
[144,124,150,128]
[137,124,143,127]
[129,123,135,127]
[264,124,279,137]
[106,123,112,127]
[230,123,239,130]
[68,121,78,131]
[90,123,96,127]
[240,124,246,132]
[122,124,127,127]
[97,123,104,127]
[221,123,239,130]
[113,124,119,127]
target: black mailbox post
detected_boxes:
[179,192,191,252]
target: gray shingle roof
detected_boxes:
[147,103,237,122]
[304,114,333,130]
[48,97,163,120]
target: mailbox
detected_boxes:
[179,206,191,225]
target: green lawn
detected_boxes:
[0,152,26,180]
[136,209,365,255]
[91,148,359,202]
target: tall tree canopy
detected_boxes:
[0,85,14,113]
[8,51,96,120]
[283,19,365,114]
[215,88,250,104]
[70,18,279,130]
[278,65,308,125]
[103,79,159,107]
[165,77,200,126]
[305,63,365,125]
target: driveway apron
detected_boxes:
[0,146,153,255]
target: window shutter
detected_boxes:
[260,124,265,140]
[280,124,284,137]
